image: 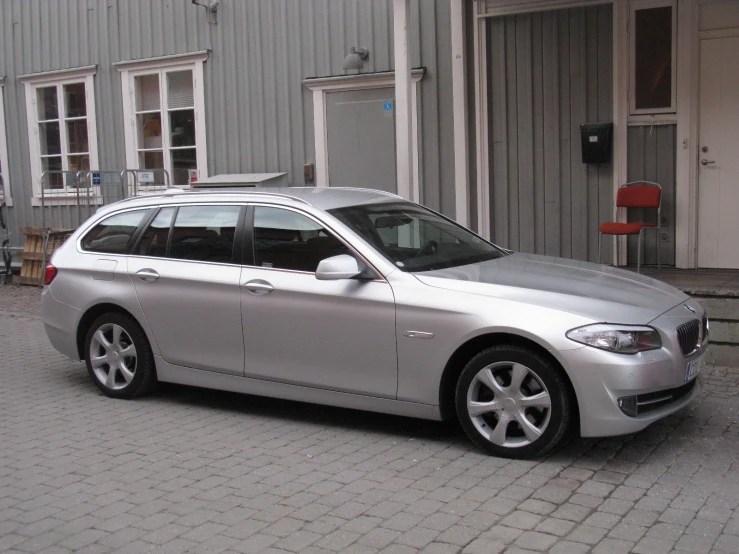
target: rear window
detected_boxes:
[81,210,148,254]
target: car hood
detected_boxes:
[413,253,689,324]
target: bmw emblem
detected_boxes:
[684,305,696,313]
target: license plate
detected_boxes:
[685,353,705,382]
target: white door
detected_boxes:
[698,35,739,268]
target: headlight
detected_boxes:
[566,324,662,354]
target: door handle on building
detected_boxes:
[701,159,716,166]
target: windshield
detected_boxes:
[329,201,507,272]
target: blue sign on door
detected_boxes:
[384,101,393,111]
[92,172,101,185]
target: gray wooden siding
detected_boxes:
[0,0,454,250]
[486,4,613,262]
[626,124,676,266]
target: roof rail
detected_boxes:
[184,188,313,206]
[328,187,403,199]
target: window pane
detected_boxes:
[37,87,58,120]
[169,205,240,263]
[68,154,90,172]
[39,122,61,155]
[635,6,673,111]
[136,207,174,257]
[253,207,349,272]
[81,209,148,254]
[171,148,197,185]
[67,119,89,153]
[64,83,87,118]
[41,157,63,189]
[137,112,162,148]
[168,70,194,109]
[136,74,160,112]
[139,150,164,170]
[170,109,195,147]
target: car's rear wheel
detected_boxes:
[455,345,572,458]
[84,312,156,399]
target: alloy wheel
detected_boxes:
[466,361,552,448]
[89,323,138,390]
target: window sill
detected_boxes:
[31,193,105,207]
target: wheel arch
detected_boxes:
[438,332,579,425]
[76,303,141,360]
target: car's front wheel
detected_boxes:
[455,345,573,458]
[84,312,156,399]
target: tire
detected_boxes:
[455,344,573,459]
[84,312,157,399]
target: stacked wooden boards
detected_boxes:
[16,227,72,286]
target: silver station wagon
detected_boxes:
[42,187,708,458]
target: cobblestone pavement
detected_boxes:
[2,285,739,554]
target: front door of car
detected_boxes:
[240,205,397,398]
[127,204,245,376]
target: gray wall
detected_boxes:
[0,0,455,249]
[486,4,613,262]
[626,124,676,266]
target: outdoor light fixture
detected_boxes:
[343,47,369,71]
[192,0,218,24]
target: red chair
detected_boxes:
[598,181,661,273]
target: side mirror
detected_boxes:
[315,254,362,281]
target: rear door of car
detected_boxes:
[239,204,398,398]
[127,203,246,375]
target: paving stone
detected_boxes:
[514,530,558,551]
[3,294,739,554]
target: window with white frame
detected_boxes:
[0,82,11,205]
[21,68,98,195]
[118,53,208,187]
[630,1,677,114]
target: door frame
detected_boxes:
[696,28,739,268]
[303,70,425,202]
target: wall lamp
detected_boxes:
[192,0,219,24]
[343,47,369,71]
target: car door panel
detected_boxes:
[240,267,397,397]
[240,204,398,398]
[129,258,244,375]
[127,204,245,376]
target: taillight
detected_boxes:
[43,265,58,286]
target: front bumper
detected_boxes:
[561,302,707,437]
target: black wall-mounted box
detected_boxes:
[580,122,613,164]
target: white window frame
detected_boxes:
[303,69,424,203]
[0,79,11,206]
[116,51,209,189]
[20,66,99,206]
[629,0,678,115]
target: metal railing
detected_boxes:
[36,168,172,284]
[120,169,171,198]
[0,174,12,284]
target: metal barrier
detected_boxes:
[120,169,171,198]
[0,174,12,285]
[35,168,171,284]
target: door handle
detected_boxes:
[135,269,160,282]
[701,159,716,166]
[244,280,274,295]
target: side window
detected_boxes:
[169,205,240,262]
[253,206,349,272]
[81,210,148,254]
[135,207,175,257]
